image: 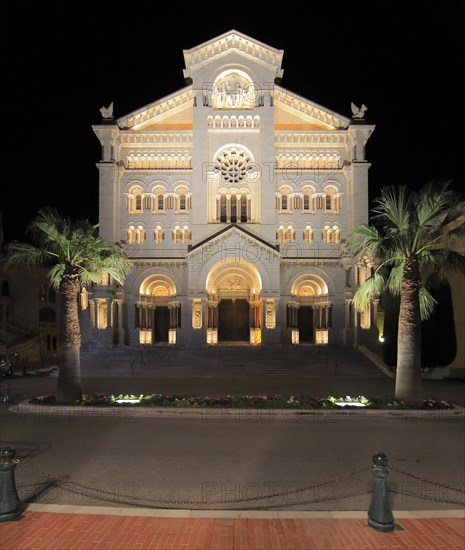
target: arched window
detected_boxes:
[182,226,191,244]
[230,192,237,222]
[304,226,313,243]
[286,226,295,243]
[277,225,295,243]
[127,225,145,244]
[322,225,341,243]
[127,186,144,214]
[324,186,340,213]
[220,194,227,223]
[173,226,183,244]
[323,225,331,244]
[175,186,189,213]
[277,187,292,213]
[152,186,166,213]
[240,193,248,222]
[301,186,316,213]
[154,226,164,243]
[303,194,310,210]
[211,69,256,109]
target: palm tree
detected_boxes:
[5,208,131,402]
[348,179,465,404]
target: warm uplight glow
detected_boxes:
[207,328,218,345]
[315,330,329,345]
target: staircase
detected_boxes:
[80,345,388,378]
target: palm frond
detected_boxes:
[419,284,437,321]
[3,242,51,271]
[386,263,404,295]
[371,185,412,235]
[352,271,387,311]
[48,263,66,290]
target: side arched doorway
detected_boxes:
[136,275,180,345]
[205,259,262,345]
[288,275,332,345]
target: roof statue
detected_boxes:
[351,102,367,119]
[100,102,114,119]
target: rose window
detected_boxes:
[216,149,252,184]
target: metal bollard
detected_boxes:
[0,447,23,522]
[368,452,395,532]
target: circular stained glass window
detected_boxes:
[216,149,251,184]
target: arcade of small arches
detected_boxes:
[126,152,191,170]
[276,185,342,213]
[276,224,341,244]
[126,185,191,215]
[126,224,191,244]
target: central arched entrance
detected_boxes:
[206,259,262,345]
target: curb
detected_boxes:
[9,400,465,419]
[22,503,465,519]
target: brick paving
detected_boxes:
[0,507,464,549]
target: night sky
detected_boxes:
[3,1,464,243]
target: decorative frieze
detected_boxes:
[122,88,194,128]
[120,134,193,146]
[274,87,350,129]
[275,133,348,146]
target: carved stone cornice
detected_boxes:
[118,87,194,129]
[119,133,193,147]
[183,30,283,75]
[274,87,350,129]
[275,133,349,147]
[132,259,188,268]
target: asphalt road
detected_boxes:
[1,400,464,513]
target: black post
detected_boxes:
[368,452,395,532]
[0,447,23,522]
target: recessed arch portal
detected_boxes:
[205,259,263,345]
[291,275,328,297]
[139,275,176,297]
[137,274,179,345]
[206,258,262,297]
[289,274,331,345]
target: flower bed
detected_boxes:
[28,392,456,410]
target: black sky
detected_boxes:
[2,1,464,243]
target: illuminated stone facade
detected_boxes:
[87,30,377,349]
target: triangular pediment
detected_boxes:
[274,86,350,130]
[188,224,279,258]
[183,30,284,77]
[117,86,194,130]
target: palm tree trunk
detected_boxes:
[57,275,82,403]
[395,260,423,404]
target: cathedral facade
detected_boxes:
[87,30,376,350]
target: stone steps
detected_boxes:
[80,346,387,378]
